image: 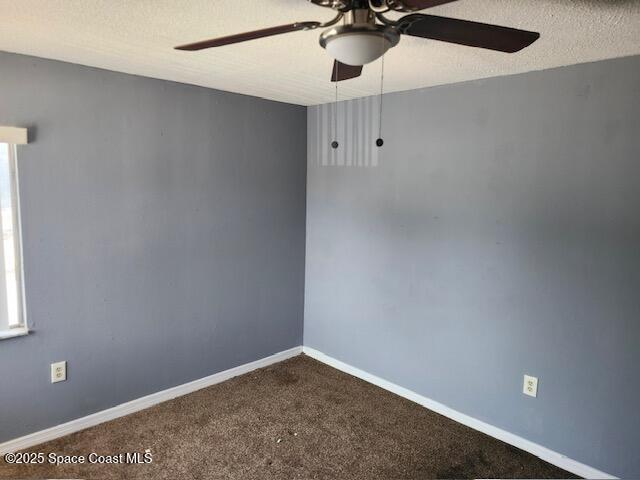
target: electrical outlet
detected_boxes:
[523,374,538,397]
[51,361,67,383]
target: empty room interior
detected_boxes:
[1,1,639,479]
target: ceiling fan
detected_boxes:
[175,0,540,82]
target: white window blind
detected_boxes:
[0,126,28,145]
[0,142,25,338]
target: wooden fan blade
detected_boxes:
[392,0,460,11]
[175,22,320,51]
[397,14,540,53]
[331,61,363,82]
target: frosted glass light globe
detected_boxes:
[320,25,400,67]
[324,32,392,66]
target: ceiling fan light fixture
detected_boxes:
[320,25,400,66]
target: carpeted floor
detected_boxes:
[1,355,578,479]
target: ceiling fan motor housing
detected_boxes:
[319,8,400,66]
[308,0,426,12]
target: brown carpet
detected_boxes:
[1,355,578,479]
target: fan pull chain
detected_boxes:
[331,63,339,149]
[376,53,385,148]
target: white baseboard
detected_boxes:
[1,344,618,479]
[0,346,302,455]
[302,346,616,480]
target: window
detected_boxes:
[0,142,26,339]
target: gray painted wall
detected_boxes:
[0,52,306,442]
[305,56,640,478]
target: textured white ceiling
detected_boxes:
[1,0,639,106]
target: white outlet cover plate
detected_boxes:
[51,361,67,383]
[523,374,538,397]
